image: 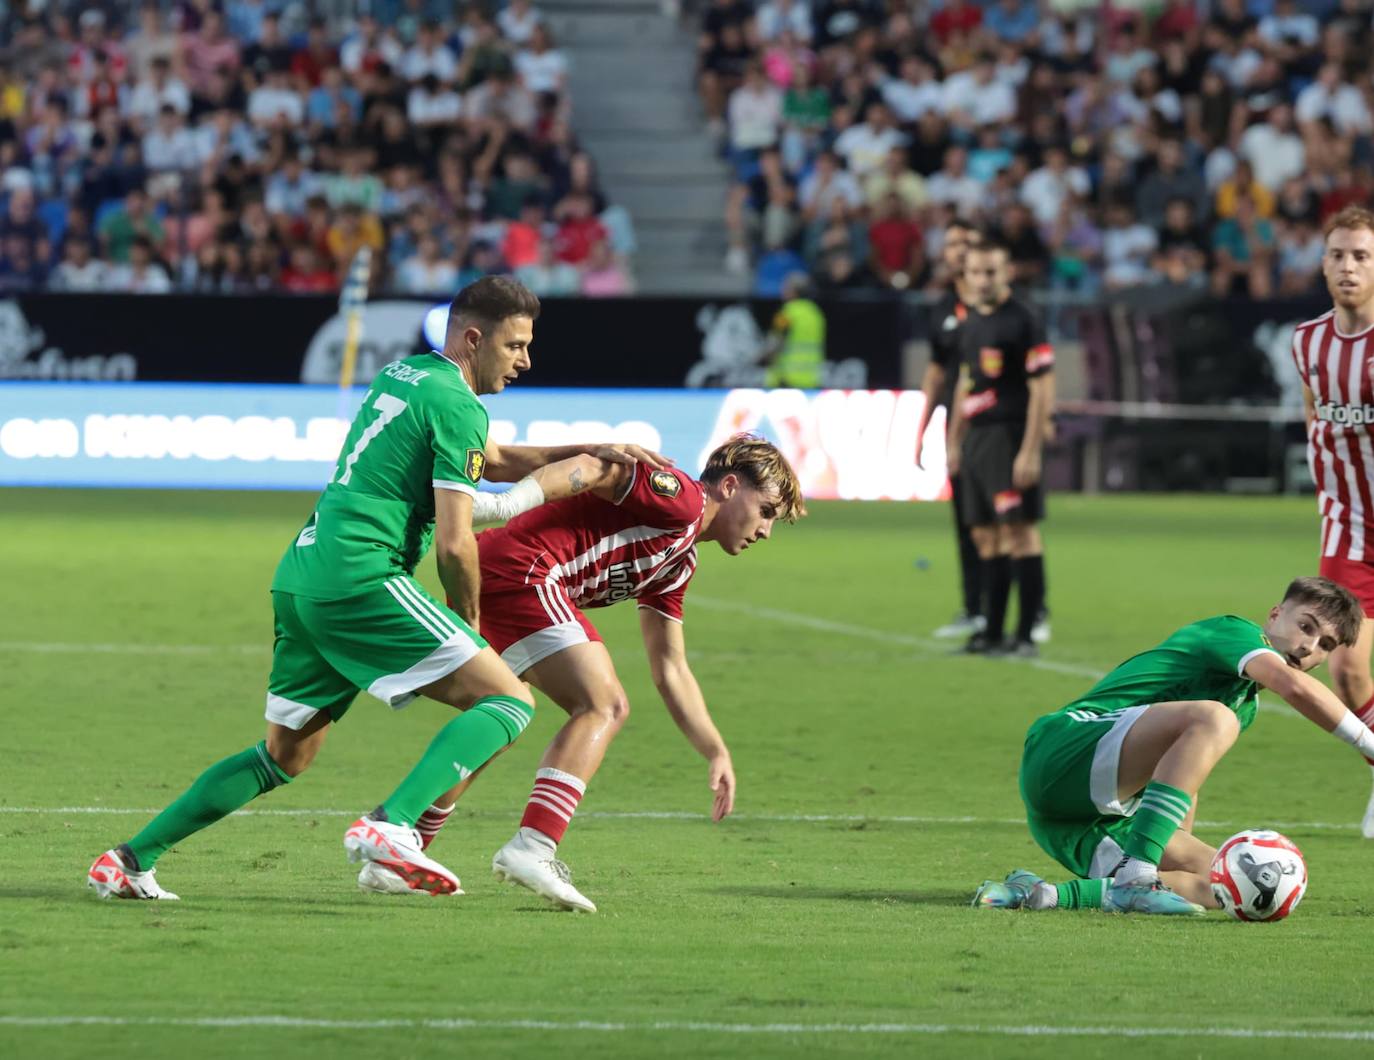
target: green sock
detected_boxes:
[380,695,533,827]
[125,741,291,870]
[1122,781,1192,866]
[1054,878,1107,909]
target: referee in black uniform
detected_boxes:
[946,236,1054,657]
[915,220,984,640]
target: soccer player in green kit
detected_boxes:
[974,577,1371,915]
[87,277,667,899]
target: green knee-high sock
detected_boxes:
[1122,781,1192,866]
[1054,878,1107,909]
[380,695,533,827]
[125,741,291,870]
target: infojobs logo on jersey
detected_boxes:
[1315,400,1374,426]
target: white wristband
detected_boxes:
[1332,709,1374,758]
[470,477,545,525]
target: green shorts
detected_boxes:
[265,575,488,731]
[1019,704,1152,878]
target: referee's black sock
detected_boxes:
[958,525,982,619]
[982,555,1014,643]
[1015,554,1046,642]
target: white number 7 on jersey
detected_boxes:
[335,392,408,485]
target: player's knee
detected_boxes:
[581,690,630,729]
[1189,700,1239,745]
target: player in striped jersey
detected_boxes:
[358,435,806,911]
[1291,205,1374,835]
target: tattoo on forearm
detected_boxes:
[570,467,586,492]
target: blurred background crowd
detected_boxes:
[0,0,637,296]
[698,0,1374,297]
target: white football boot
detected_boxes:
[343,816,461,896]
[87,849,179,900]
[1362,770,1374,839]
[491,832,596,913]
[356,860,463,895]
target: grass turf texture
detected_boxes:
[4,488,1374,1060]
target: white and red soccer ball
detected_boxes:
[1209,830,1308,922]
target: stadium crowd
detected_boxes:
[699,0,1374,298]
[0,0,636,297]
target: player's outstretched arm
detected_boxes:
[638,608,736,822]
[470,457,636,525]
[433,487,481,628]
[1247,652,1374,757]
[483,441,674,482]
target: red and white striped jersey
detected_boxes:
[1291,310,1374,561]
[478,464,706,621]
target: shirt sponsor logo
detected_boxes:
[1315,400,1374,426]
[465,448,486,481]
[1025,343,1055,372]
[993,489,1023,515]
[979,347,1003,378]
[649,469,681,497]
[962,390,998,418]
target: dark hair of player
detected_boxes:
[450,276,542,329]
[1322,204,1374,241]
[700,433,806,523]
[1282,576,1365,647]
[966,233,1009,259]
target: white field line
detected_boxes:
[1,1015,1372,1042]
[0,805,1361,832]
[0,641,263,656]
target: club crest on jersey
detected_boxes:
[649,470,681,497]
[464,448,486,481]
[979,347,1004,378]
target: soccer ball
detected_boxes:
[1209,830,1308,922]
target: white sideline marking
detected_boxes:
[0,805,1361,831]
[1,1015,1372,1042]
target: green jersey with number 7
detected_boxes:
[272,353,490,600]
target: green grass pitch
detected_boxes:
[4,488,1374,1059]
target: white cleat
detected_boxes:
[343,815,461,896]
[492,834,597,913]
[933,612,986,640]
[357,859,463,896]
[1030,610,1052,645]
[87,849,179,900]
[1362,772,1374,839]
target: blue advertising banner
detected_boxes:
[0,383,949,500]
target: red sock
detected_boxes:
[1358,695,1374,767]
[415,803,454,850]
[519,768,586,846]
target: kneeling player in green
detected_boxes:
[86,277,666,900]
[974,577,1371,915]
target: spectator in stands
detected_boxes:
[725,146,795,273]
[1020,144,1089,228]
[867,192,923,289]
[144,105,199,177]
[109,235,172,293]
[98,187,164,265]
[1101,202,1160,289]
[514,25,567,96]
[926,145,985,219]
[1214,159,1275,220]
[1238,103,1305,192]
[1211,193,1275,298]
[833,102,906,180]
[499,0,543,46]
[580,238,634,297]
[699,19,753,140]
[553,191,607,266]
[0,232,45,291]
[516,237,580,296]
[864,146,926,214]
[396,233,458,294]
[1276,216,1325,296]
[49,235,108,291]
[182,9,242,95]
[127,56,192,127]
[728,62,784,164]
[998,201,1049,286]
[1135,138,1209,230]
[1152,197,1209,285]
[798,149,861,222]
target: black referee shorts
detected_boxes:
[959,421,1045,527]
